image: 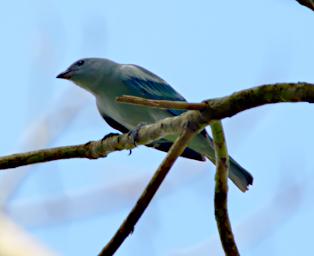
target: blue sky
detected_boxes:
[1,0,314,255]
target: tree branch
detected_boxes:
[116,83,314,120]
[116,95,208,110]
[211,121,239,256]
[98,124,200,256]
[1,82,314,170]
[296,0,314,11]
[2,82,314,255]
[0,112,208,170]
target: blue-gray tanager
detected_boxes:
[57,58,253,192]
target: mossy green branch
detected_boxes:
[211,121,239,256]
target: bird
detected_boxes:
[56,58,253,192]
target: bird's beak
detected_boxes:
[56,69,72,80]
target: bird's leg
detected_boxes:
[101,132,120,142]
[128,122,147,147]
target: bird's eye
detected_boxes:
[76,60,84,66]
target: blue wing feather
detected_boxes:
[118,63,209,161]
[121,64,186,116]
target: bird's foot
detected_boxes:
[101,132,120,142]
[128,123,147,146]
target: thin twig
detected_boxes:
[116,95,208,110]
[211,121,239,256]
[99,125,199,256]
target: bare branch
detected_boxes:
[116,95,208,110]
[99,125,200,256]
[296,0,314,11]
[211,121,239,256]
[117,83,314,120]
[1,82,314,170]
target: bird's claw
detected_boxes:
[128,123,147,146]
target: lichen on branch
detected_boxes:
[1,82,314,171]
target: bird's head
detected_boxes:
[56,58,117,94]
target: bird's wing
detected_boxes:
[99,64,208,161]
[120,64,186,116]
[99,112,129,133]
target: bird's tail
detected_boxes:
[181,132,253,192]
[228,156,253,192]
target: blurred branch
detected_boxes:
[296,0,314,11]
[99,126,199,256]
[8,167,199,228]
[0,213,57,256]
[0,88,87,207]
[211,121,239,256]
[1,82,314,170]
